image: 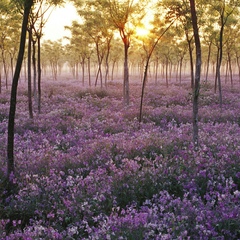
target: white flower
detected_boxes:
[67,226,79,236]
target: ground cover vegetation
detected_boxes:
[1,0,240,239]
[0,79,239,239]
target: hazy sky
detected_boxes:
[42,3,79,43]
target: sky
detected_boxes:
[41,1,154,43]
[42,3,79,43]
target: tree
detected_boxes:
[106,0,148,105]
[71,1,115,88]
[68,24,94,86]
[161,0,195,88]
[109,38,123,81]
[42,40,64,80]
[189,0,201,151]
[139,18,176,123]
[27,25,34,119]
[30,0,64,112]
[201,17,216,83]
[175,40,188,84]
[0,1,21,90]
[7,0,33,181]
[208,0,240,108]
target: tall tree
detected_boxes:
[189,0,201,151]
[42,40,64,80]
[139,18,177,123]
[0,1,21,90]
[161,0,195,88]
[208,0,240,108]
[27,27,34,119]
[29,0,64,112]
[106,0,148,105]
[71,0,115,88]
[7,0,33,181]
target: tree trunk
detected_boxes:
[225,60,229,84]
[111,60,116,81]
[155,58,159,84]
[32,39,37,107]
[227,52,233,87]
[179,57,183,85]
[95,41,103,88]
[37,36,41,114]
[88,57,91,87]
[190,0,201,151]
[0,71,1,94]
[139,57,150,123]
[7,0,33,180]
[235,55,240,83]
[1,50,8,90]
[123,41,130,105]
[217,28,223,109]
[205,42,212,83]
[186,36,194,89]
[105,37,112,87]
[81,58,85,86]
[28,29,33,119]
[165,58,169,88]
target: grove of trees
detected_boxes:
[0,0,240,238]
[1,0,240,190]
[2,0,240,94]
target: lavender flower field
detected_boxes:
[0,79,240,239]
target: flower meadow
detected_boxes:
[0,79,240,239]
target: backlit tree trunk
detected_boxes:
[28,29,33,119]
[123,40,130,105]
[7,0,33,180]
[37,35,41,113]
[190,0,201,151]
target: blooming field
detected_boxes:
[0,79,240,239]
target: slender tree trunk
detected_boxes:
[111,60,116,81]
[227,52,233,87]
[1,50,8,90]
[10,55,14,78]
[205,42,212,82]
[179,58,183,85]
[217,23,223,109]
[215,48,220,93]
[28,30,33,119]
[176,61,179,82]
[96,41,103,88]
[165,58,169,88]
[123,42,130,105]
[32,39,37,107]
[76,62,78,80]
[88,57,91,87]
[95,66,101,87]
[0,71,1,94]
[105,37,112,87]
[139,57,150,123]
[187,36,194,89]
[155,58,159,84]
[81,58,85,86]
[190,0,201,151]
[37,36,41,113]
[7,0,33,180]
[235,56,240,83]
[225,60,229,84]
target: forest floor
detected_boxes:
[0,77,240,239]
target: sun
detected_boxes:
[135,26,150,37]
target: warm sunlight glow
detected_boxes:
[135,26,150,37]
[43,3,80,43]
